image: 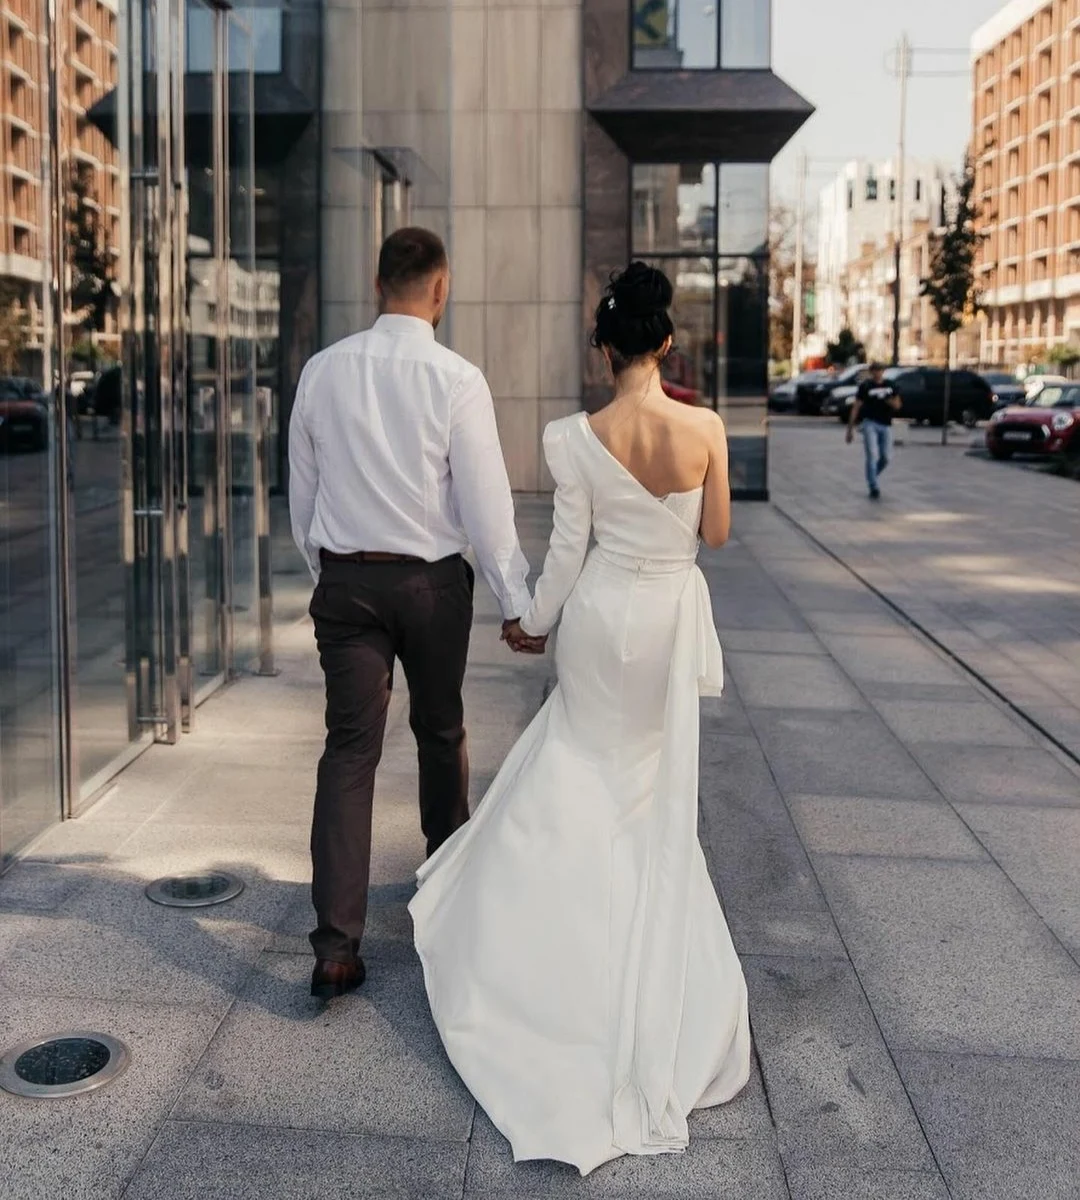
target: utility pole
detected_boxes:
[892,33,911,366]
[792,151,807,373]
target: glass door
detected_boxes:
[66,0,187,806]
[183,0,228,712]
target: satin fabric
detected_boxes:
[410,413,750,1175]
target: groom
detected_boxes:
[289,227,545,998]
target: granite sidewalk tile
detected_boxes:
[124,1119,470,1200]
[0,997,220,1200]
[896,1051,1080,1200]
[811,855,1080,1059]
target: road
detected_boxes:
[769,414,1080,765]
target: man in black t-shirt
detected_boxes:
[846,364,902,499]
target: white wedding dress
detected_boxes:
[409,411,750,1175]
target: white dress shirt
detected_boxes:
[288,313,532,620]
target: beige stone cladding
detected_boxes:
[449,0,583,491]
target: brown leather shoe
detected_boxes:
[310,956,366,999]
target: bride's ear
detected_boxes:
[659,336,673,360]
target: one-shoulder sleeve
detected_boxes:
[519,419,593,638]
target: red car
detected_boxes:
[986,382,1080,473]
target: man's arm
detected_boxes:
[448,369,532,621]
[846,392,863,442]
[887,387,903,411]
[287,368,321,582]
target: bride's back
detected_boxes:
[588,398,712,500]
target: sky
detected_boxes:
[771,0,1010,207]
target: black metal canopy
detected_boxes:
[588,69,814,162]
[86,74,316,167]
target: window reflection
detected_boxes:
[633,0,717,69]
[632,0,771,69]
[633,161,769,497]
[720,0,770,68]
[631,164,715,253]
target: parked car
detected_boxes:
[768,378,797,413]
[793,368,843,415]
[818,365,871,417]
[848,367,995,427]
[1023,374,1070,404]
[982,371,1027,412]
[0,377,49,451]
[986,383,1080,472]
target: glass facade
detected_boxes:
[632,0,770,70]
[0,0,445,866]
[632,163,770,498]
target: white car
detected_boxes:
[1024,374,1070,403]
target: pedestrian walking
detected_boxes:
[847,362,901,499]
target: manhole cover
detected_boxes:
[0,1032,129,1098]
[145,873,244,908]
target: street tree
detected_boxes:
[66,162,115,345]
[0,280,31,376]
[826,328,865,367]
[920,157,981,443]
[768,203,814,370]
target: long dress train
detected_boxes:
[409,411,750,1175]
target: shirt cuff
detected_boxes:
[502,584,533,623]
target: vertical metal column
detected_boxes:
[172,0,193,730]
[155,0,181,742]
[216,9,234,679]
[43,0,77,816]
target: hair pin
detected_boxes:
[607,297,616,310]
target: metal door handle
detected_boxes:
[134,508,165,518]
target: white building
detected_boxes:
[816,159,951,346]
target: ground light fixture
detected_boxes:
[144,872,245,907]
[0,1033,130,1098]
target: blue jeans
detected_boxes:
[862,420,892,492]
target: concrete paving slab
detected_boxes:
[787,795,988,861]
[727,909,848,960]
[700,735,826,915]
[725,652,868,711]
[803,610,908,637]
[896,1051,1080,1200]
[0,860,88,912]
[173,950,475,1140]
[714,630,827,656]
[956,803,1080,957]
[0,996,220,1200]
[0,870,273,1012]
[908,743,1080,807]
[816,635,961,686]
[463,1110,788,1198]
[873,699,1034,746]
[743,956,935,1172]
[151,762,318,826]
[783,1165,950,1200]
[813,855,1080,1059]
[125,1119,469,1199]
[18,818,143,865]
[747,711,938,801]
[701,689,757,739]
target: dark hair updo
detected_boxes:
[590,261,675,373]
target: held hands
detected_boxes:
[502,619,548,656]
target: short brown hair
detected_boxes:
[377,227,448,297]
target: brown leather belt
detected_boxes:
[320,549,425,565]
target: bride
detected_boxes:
[409,261,750,1175]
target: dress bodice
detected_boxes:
[661,488,705,533]
[520,413,708,638]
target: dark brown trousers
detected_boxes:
[308,554,474,963]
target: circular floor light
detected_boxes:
[0,1032,130,1098]
[145,872,244,908]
